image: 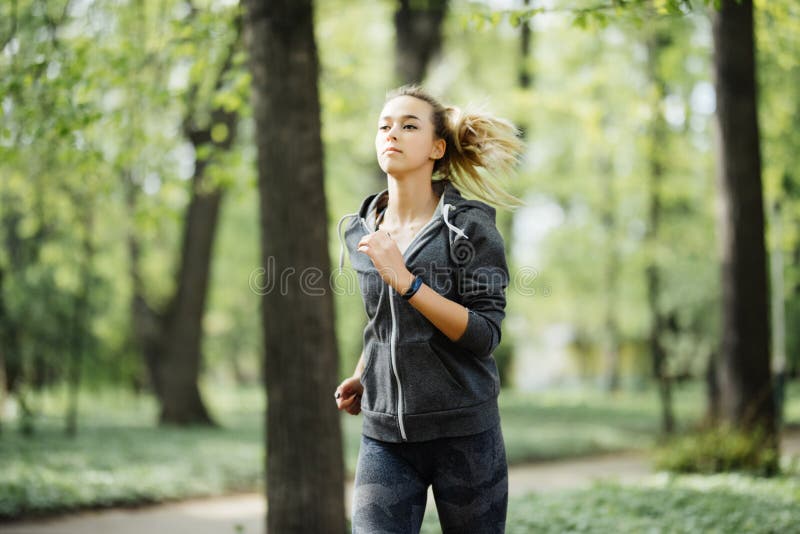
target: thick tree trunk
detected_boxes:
[711,0,777,446]
[156,171,223,426]
[245,1,345,532]
[126,21,241,425]
[394,0,447,85]
[644,26,674,434]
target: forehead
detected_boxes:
[379,95,434,122]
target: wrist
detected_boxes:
[401,274,424,300]
[395,270,416,295]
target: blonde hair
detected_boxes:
[385,85,525,210]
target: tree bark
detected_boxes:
[245,0,345,532]
[711,0,777,446]
[394,0,448,85]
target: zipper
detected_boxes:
[388,286,408,441]
[366,212,409,440]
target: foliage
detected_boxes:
[0,382,729,519]
[499,381,706,463]
[653,424,781,476]
[1,0,799,439]
[420,473,800,533]
[0,386,263,519]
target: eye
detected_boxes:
[378,125,390,131]
[403,124,418,130]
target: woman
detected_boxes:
[335,85,523,534]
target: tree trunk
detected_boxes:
[66,198,94,436]
[245,0,345,532]
[394,0,448,85]
[644,25,674,434]
[125,172,165,399]
[492,0,534,388]
[0,266,6,435]
[378,0,449,192]
[600,155,622,393]
[768,200,786,425]
[711,0,777,447]
[126,19,242,425]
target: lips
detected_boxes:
[383,146,402,154]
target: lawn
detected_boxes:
[418,472,800,533]
[1,381,798,520]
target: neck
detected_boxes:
[385,172,439,225]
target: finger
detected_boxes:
[335,390,352,409]
[338,395,357,410]
[346,399,361,415]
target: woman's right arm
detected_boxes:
[335,351,365,415]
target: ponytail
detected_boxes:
[386,85,525,209]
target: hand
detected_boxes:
[357,231,414,293]
[335,376,364,416]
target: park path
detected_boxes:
[4,432,799,534]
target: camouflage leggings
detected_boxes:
[351,423,508,534]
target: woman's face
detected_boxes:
[375,95,444,178]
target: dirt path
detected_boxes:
[4,433,799,534]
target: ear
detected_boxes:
[430,138,446,160]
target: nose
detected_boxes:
[385,124,398,140]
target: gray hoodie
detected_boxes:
[336,180,508,442]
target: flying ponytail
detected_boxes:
[385,85,525,209]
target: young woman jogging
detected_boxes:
[335,85,523,534]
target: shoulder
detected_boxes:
[452,202,502,243]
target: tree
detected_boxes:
[643,23,675,433]
[394,0,448,85]
[125,1,244,426]
[245,0,345,531]
[711,0,777,450]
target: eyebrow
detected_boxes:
[379,114,422,121]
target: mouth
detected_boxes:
[383,147,402,154]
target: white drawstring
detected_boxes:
[336,212,359,273]
[442,203,469,243]
[337,202,468,273]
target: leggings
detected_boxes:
[351,423,508,534]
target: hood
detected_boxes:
[336,180,497,273]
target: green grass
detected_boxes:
[420,472,800,533]
[0,387,264,519]
[1,380,798,520]
[498,382,706,464]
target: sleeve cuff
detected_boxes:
[454,309,498,358]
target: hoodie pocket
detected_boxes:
[360,341,395,415]
[398,341,467,415]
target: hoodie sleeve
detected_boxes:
[451,208,509,358]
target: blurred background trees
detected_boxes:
[1,0,799,526]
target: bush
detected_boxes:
[653,424,780,476]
